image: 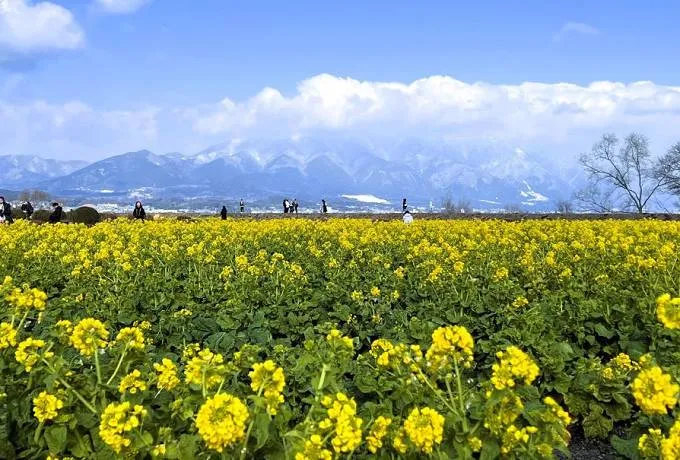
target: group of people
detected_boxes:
[220,199,247,219]
[283,198,300,214]
[0,197,63,224]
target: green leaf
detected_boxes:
[178,434,199,458]
[582,405,613,439]
[611,435,640,459]
[479,439,500,460]
[45,425,67,453]
[254,412,271,449]
[593,324,615,339]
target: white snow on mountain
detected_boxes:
[520,181,549,202]
[342,194,390,204]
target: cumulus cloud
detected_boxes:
[554,22,600,42]
[94,0,151,14]
[2,74,680,162]
[0,0,85,53]
[192,74,680,155]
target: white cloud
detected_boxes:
[0,0,85,53]
[2,74,680,163]
[94,0,151,14]
[192,75,680,156]
[554,22,600,42]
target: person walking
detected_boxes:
[21,201,34,219]
[239,199,245,213]
[292,199,299,214]
[49,202,63,224]
[0,197,12,224]
[220,206,228,220]
[283,199,290,214]
[402,198,408,212]
[133,201,146,220]
[321,199,328,214]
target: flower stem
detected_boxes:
[93,348,102,385]
[105,345,128,385]
[41,358,98,415]
[453,358,468,432]
[240,387,264,460]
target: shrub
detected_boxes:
[67,206,100,225]
[31,209,51,222]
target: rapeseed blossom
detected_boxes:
[70,318,109,356]
[184,348,227,389]
[403,407,445,454]
[0,322,17,349]
[249,360,286,415]
[656,294,680,329]
[491,346,540,390]
[114,327,145,350]
[32,391,64,422]
[425,325,474,372]
[295,434,333,460]
[154,358,180,391]
[99,402,147,453]
[195,393,249,452]
[631,366,679,415]
[661,420,680,459]
[319,393,363,453]
[366,416,392,453]
[118,369,148,394]
[15,338,52,372]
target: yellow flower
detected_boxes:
[15,337,52,372]
[366,416,392,453]
[492,267,509,282]
[511,296,529,309]
[501,424,538,454]
[118,369,148,394]
[393,428,408,454]
[631,366,679,415]
[249,360,286,415]
[195,393,249,452]
[425,325,474,372]
[295,434,333,460]
[55,319,73,335]
[661,420,680,459]
[350,291,363,302]
[491,346,540,390]
[184,348,226,389]
[0,322,17,349]
[154,358,180,391]
[638,428,663,458]
[5,286,48,312]
[319,393,363,453]
[33,391,64,422]
[70,318,109,356]
[326,329,354,351]
[115,327,145,351]
[544,396,572,426]
[657,294,680,329]
[370,286,381,298]
[99,402,147,453]
[468,436,482,452]
[403,407,445,454]
[151,444,167,456]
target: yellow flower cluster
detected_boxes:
[631,366,679,415]
[114,327,145,350]
[319,393,363,453]
[184,347,226,389]
[656,293,680,329]
[501,425,538,454]
[325,329,354,351]
[402,407,445,454]
[491,346,540,390]
[0,322,17,349]
[425,325,474,372]
[511,296,529,309]
[661,420,680,459]
[603,353,639,380]
[5,285,48,311]
[55,319,73,335]
[295,434,333,460]
[195,393,249,452]
[32,391,64,422]
[543,396,572,426]
[99,402,147,453]
[119,369,148,394]
[15,337,52,372]
[153,358,180,391]
[638,428,664,458]
[249,360,286,415]
[70,318,109,356]
[370,339,422,372]
[484,392,524,434]
[366,416,392,453]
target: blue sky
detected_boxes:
[1,0,680,161]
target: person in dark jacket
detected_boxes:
[49,202,63,224]
[402,198,408,212]
[220,206,228,220]
[239,199,245,213]
[0,197,13,224]
[21,201,34,219]
[133,201,146,220]
[321,199,328,214]
[292,199,299,214]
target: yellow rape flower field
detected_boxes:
[2,217,680,458]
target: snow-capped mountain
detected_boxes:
[0,155,88,189]
[4,138,580,210]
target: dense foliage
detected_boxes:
[2,218,680,459]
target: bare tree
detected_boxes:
[573,183,616,213]
[655,142,680,196]
[18,190,51,203]
[441,194,473,214]
[577,133,665,213]
[503,203,522,214]
[555,199,573,214]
